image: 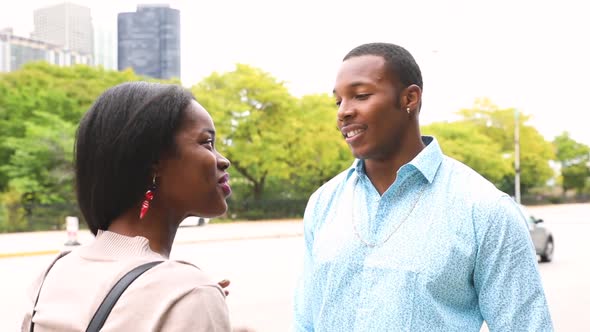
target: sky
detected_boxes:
[2,0,589,145]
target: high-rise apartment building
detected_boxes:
[32,2,94,56]
[0,28,92,72]
[118,5,180,80]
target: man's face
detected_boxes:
[334,55,409,161]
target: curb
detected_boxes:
[0,232,303,259]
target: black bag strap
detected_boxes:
[85,261,163,332]
[30,251,71,332]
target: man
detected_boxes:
[293,43,553,331]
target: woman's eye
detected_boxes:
[355,94,370,100]
[202,140,214,149]
[335,100,342,107]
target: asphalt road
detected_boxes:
[1,203,588,331]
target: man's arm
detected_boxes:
[293,193,319,332]
[473,195,553,331]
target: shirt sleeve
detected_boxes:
[473,195,553,331]
[158,285,231,332]
[293,192,319,332]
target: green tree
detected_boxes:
[0,62,176,231]
[1,111,76,204]
[192,64,298,200]
[287,94,352,193]
[553,132,590,194]
[457,99,555,194]
[421,121,512,185]
[0,62,152,192]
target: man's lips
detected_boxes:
[340,124,367,140]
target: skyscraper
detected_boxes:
[118,5,180,80]
[32,2,94,56]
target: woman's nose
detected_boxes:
[217,153,230,170]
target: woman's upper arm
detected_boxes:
[159,285,231,332]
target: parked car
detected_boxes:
[179,216,210,227]
[518,204,554,263]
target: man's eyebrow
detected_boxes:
[333,81,371,94]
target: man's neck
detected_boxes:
[364,135,426,195]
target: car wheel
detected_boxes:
[540,237,553,263]
[197,217,206,226]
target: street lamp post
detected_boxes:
[514,109,520,204]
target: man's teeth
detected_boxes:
[346,129,363,138]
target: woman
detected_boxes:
[22,82,233,331]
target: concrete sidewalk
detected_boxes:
[0,219,304,259]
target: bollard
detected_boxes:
[65,216,81,246]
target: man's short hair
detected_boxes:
[344,42,423,90]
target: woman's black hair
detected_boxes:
[74,81,194,235]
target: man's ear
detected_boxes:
[402,84,422,112]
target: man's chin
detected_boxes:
[350,148,368,160]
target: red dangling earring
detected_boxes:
[139,176,156,219]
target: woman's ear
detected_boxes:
[151,162,161,179]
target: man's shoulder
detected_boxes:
[440,156,523,225]
[441,155,504,198]
[309,167,351,203]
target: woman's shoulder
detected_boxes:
[141,259,222,292]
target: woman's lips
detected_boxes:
[220,181,232,196]
[218,174,232,196]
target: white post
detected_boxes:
[65,216,81,246]
[514,109,521,204]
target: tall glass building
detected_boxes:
[118,5,180,80]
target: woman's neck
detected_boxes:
[107,207,178,258]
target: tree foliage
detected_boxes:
[454,98,556,194]
[421,121,512,185]
[553,132,590,193]
[0,62,585,231]
[288,94,351,192]
[0,62,160,230]
[193,64,301,199]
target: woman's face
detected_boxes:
[156,100,231,221]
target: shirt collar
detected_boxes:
[349,136,443,184]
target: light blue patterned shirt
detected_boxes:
[294,136,553,331]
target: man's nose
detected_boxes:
[337,100,354,122]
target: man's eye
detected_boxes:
[335,100,342,107]
[355,94,371,100]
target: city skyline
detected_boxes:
[1,0,589,145]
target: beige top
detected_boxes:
[22,230,231,332]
